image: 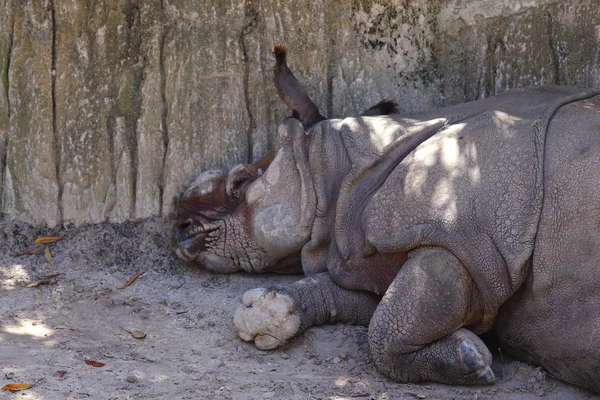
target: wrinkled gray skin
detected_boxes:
[173,50,600,394]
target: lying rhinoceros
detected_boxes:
[173,45,600,393]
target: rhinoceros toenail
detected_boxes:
[459,338,484,370]
[477,366,496,385]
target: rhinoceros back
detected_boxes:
[336,86,598,328]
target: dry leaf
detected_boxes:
[120,271,144,289]
[25,274,60,288]
[1,383,32,392]
[33,236,62,245]
[129,330,147,339]
[14,247,41,257]
[39,273,60,280]
[84,359,106,367]
[44,246,52,264]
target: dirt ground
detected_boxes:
[1,217,598,400]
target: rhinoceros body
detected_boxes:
[174,47,600,393]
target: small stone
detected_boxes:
[43,340,59,349]
[127,375,137,383]
[262,392,276,399]
[351,381,369,396]
[181,365,197,374]
[5,372,15,379]
[54,370,67,379]
[74,285,85,293]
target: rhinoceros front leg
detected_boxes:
[369,247,495,386]
[234,272,380,350]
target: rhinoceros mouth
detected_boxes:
[173,219,220,261]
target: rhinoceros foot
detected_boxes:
[458,335,495,384]
[234,288,301,350]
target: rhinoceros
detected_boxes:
[173,45,600,393]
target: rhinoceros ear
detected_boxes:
[226,150,276,199]
[361,99,400,116]
[274,44,325,130]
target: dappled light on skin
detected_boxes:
[403,122,467,197]
[364,117,447,153]
[405,117,447,134]
[493,110,522,137]
[439,124,482,186]
[365,117,402,153]
[0,264,31,291]
[403,147,434,197]
[466,142,481,185]
[432,178,459,223]
[3,320,53,339]
[440,127,464,170]
[401,120,485,224]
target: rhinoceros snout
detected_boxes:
[172,219,210,262]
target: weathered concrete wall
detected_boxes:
[1,0,598,226]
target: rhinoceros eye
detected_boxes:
[232,173,252,198]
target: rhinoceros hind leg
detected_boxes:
[369,247,494,385]
[234,288,301,350]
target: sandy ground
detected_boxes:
[1,217,599,400]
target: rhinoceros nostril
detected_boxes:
[175,219,192,240]
[180,218,192,227]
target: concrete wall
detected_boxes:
[1,0,598,226]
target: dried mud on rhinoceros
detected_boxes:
[174,45,600,395]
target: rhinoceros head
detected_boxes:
[173,45,323,273]
[173,118,316,273]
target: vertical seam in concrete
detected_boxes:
[0,133,6,211]
[239,0,258,163]
[4,15,13,120]
[547,11,560,85]
[50,0,63,222]
[1,13,14,211]
[131,109,139,220]
[105,112,116,215]
[159,17,169,216]
[325,38,334,118]
[129,0,141,219]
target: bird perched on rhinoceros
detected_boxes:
[173,44,600,393]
